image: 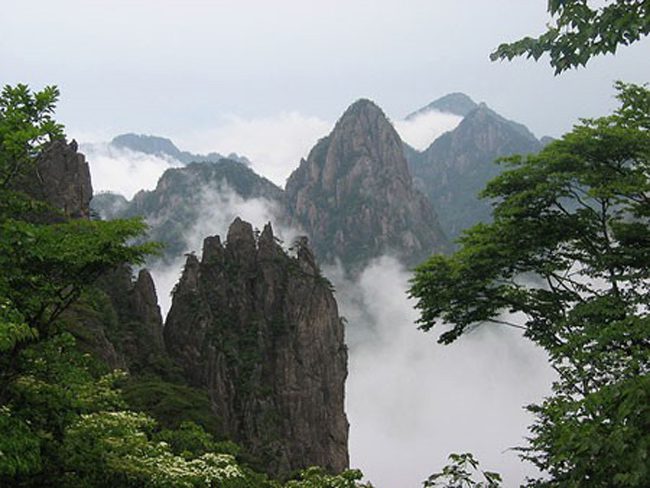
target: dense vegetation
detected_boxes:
[0,84,365,487]
[411,82,650,486]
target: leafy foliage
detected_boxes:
[122,376,222,436]
[0,84,63,188]
[284,467,368,488]
[410,83,650,486]
[423,453,502,488]
[491,1,650,74]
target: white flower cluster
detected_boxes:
[132,451,244,487]
[67,410,245,487]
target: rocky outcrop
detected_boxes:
[285,99,449,269]
[98,267,165,373]
[19,139,166,373]
[408,103,542,240]
[164,218,349,476]
[32,139,93,219]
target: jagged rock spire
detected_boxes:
[164,218,349,477]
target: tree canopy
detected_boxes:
[410,82,650,486]
[491,1,650,74]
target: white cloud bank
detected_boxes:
[178,112,332,188]
[326,257,554,488]
[394,110,463,151]
[82,143,181,199]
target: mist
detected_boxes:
[326,257,554,488]
[82,142,182,199]
[176,112,332,187]
[394,111,463,151]
[150,224,554,487]
[84,124,553,488]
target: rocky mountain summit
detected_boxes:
[406,92,478,119]
[164,218,349,476]
[407,102,542,240]
[286,99,449,269]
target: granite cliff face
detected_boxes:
[408,103,542,240]
[94,267,166,373]
[15,139,93,220]
[285,99,448,269]
[164,218,349,476]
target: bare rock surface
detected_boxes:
[164,218,349,476]
[286,99,449,270]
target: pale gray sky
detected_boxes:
[3,0,649,147]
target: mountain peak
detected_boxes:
[164,218,349,476]
[463,103,538,142]
[286,100,449,269]
[408,100,542,240]
[407,92,478,119]
[344,98,384,116]
[334,98,393,138]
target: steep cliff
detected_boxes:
[285,99,448,269]
[93,267,166,373]
[13,139,93,220]
[164,218,349,476]
[408,103,542,240]
[15,138,165,373]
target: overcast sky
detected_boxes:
[3,0,649,149]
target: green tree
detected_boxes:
[423,453,501,488]
[410,82,650,487]
[491,1,650,74]
[0,84,158,483]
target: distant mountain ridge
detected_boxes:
[111,133,251,165]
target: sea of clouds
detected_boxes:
[80,107,461,197]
